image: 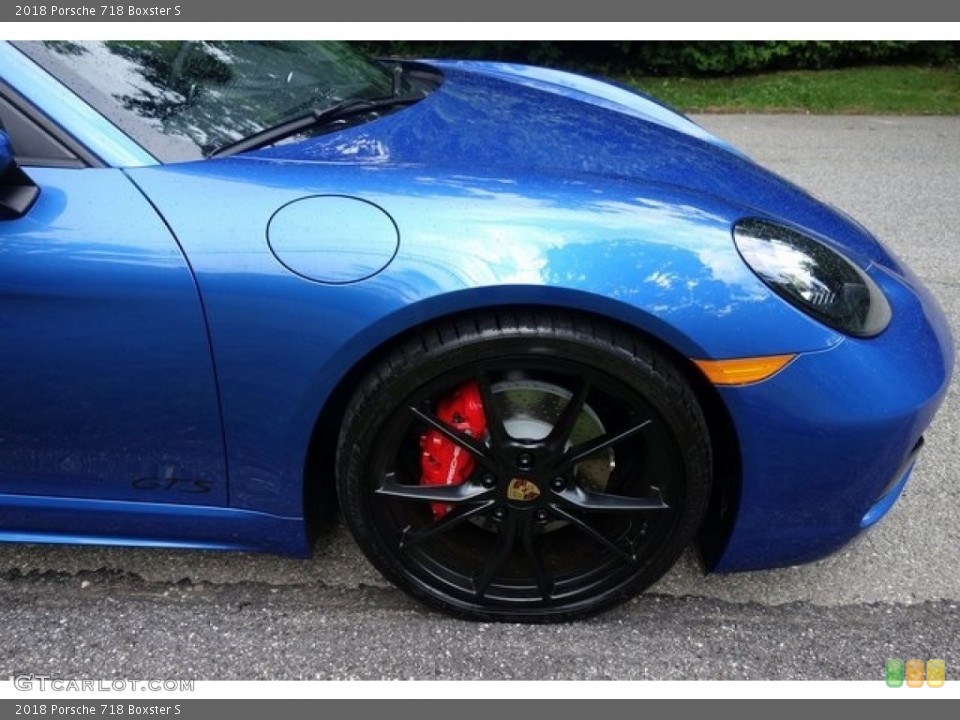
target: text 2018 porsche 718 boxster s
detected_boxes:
[0,41,953,621]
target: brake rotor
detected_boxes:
[492,379,614,492]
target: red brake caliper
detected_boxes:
[419,380,488,519]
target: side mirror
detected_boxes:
[0,130,40,220]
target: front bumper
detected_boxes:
[709,266,954,572]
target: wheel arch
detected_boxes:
[302,289,740,565]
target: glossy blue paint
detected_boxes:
[255,61,904,277]
[436,61,739,152]
[0,43,156,168]
[0,493,306,555]
[126,160,850,517]
[0,167,226,505]
[123,153,953,564]
[860,459,916,530]
[711,263,953,570]
[0,45,953,583]
[266,195,400,284]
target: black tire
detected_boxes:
[336,311,711,622]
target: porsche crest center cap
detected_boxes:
[507,478,541,502]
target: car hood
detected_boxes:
[250,60,895,268]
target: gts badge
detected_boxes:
[132,477,213,494]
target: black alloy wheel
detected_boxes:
[336,312,712,622]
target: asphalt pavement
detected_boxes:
[1,115,958,681]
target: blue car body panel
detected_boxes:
[256,61,904,276]
[0,48,953,572]
[712,267,953,570]
[125,159,843,519]
[0,493,305,555]
[0,167,226,505]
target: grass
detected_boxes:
[624,65,960,115]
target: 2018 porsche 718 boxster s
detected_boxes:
[0,40,953,622]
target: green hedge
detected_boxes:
[355,41,959,77]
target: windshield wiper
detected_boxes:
[207,93,423,158]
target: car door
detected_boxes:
[0,100,227,506]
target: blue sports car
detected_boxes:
[0,40,952,622]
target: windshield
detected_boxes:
[15,41,400,162]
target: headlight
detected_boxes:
[733,218,891,337]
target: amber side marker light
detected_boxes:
[694,354,796,386]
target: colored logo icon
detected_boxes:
[927,659,945,688]
[886,659,904,687]
[906,659,925,688]
[886,658,946,687]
